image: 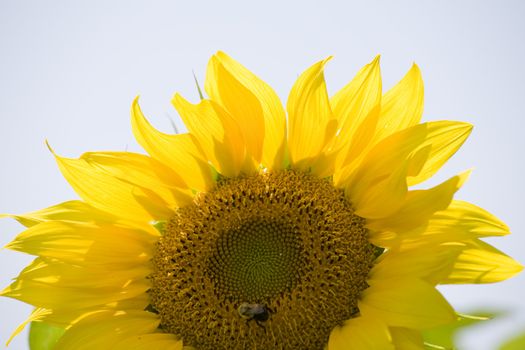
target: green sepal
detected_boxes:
[422,310,502,349]
[193,70,205,100]
[28,321,66,350]
[153,220,167,234]
[209,165,221,182]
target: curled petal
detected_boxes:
[131,97,213,191]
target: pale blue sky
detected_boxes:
[1,1,524,349]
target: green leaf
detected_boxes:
[29,321,65,350]
[422,310,503,349]
[500,330,525,350]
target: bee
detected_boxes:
[237,303,274,328]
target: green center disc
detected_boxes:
[208,218,304,301]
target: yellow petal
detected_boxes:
[206,52,287,168]
[45,309,108,327]
[5,221,156,267]
[443,239,523,284]
[172,94,248,177]
[6,307,51,346]
[1,257,149,309]
[390,327,425,350]
[332,106,380,186]
[406,122,472,186]
[374,63,424,142]
[32,296,151,329]
[334,64,426,181]
[351,159,409,219]
[370,245,461,285]
[81,151,193,208]
[342,122,425,199]
[287,57,336,170]
[330,55,382,155]
[372,200,510,250]
[51,149,177,222]
[104,294,151,313]
[347,143,434,219]
[367,170,471,231]
[54,311,160,350]
[2,276,147,311]
[430,200,510,238]
[328,316,394,350]
[3,200,116,228]
[114,334,183,350]
[131,97,213,191]
[206,54,264,162]
[359,278,456,330]
[344,121,472,195]
[14,257,149,287]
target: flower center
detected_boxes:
[209,217,304,301]
[150,170,378,350]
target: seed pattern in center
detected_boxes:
[150,170,377,350]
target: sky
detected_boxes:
[0,1,524,349]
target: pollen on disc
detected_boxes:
[150,170,377,350]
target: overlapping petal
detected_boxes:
[431,200,510,237]
[372,200,511,249]
[51,147,191,222]
[374,63,424,142]
[172,94,249,177]
[366,170,470,231]
[343,121,472,221]
[205,51,287,169]
[287,57,337,174]
[443,239,523,284]
[328,316,394,350]
[333,62,425,184]
[4,221,156,267]
[131,98,213,191]
[389,327,425,350]
[370,245,461,285]
[53,311,173,350]
[82,151,193,206]
[2,200,117,228]
[1,258,149,309]
[359,277,456,330]
[112,334,183,350]
[331,56,382,159]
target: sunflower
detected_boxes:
[2,52,522,349]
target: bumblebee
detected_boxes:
[237,303,274,328]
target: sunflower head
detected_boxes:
[1,51,521,350]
